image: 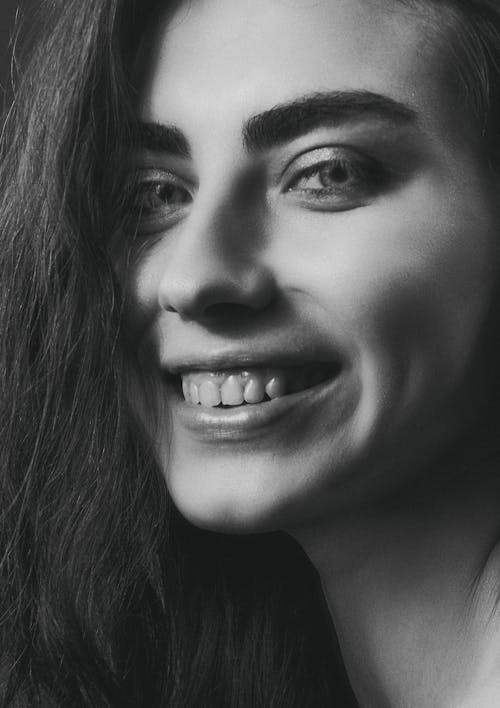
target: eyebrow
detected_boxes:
[135,122,191,158]
[135,90,417,158]
[243,90,418,152]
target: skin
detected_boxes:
[118,0,500,704]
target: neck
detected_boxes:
[291,447,500,708]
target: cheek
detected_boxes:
[114,239,168,344]
[271,192,497,405]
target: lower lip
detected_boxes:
[167,371,350,443]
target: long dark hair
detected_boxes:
[0,1,354,705]
[1,1,499,706]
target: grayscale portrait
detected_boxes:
[2,1,500,706]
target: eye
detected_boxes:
[283,146,389,210]
[134,181,191,213]
[126,170,193,233]
[294,160,357,189]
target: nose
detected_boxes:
[158,192,276,321]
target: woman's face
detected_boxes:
[120,0,499,532]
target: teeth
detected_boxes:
[189,382,200,404]
[180,364,335,407]
[199,380,221,407]
[244,376,265,403]
[265,376,287,399]
[221,375,244,405]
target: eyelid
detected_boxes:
[134,166,194,189]
[278,144,370,185]
[129,157,199,195]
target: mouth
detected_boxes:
[172,362,342,408]
[159,356,353,443]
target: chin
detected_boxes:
[165,454,308,534]
[169,488,281,534]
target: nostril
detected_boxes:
[203,301,263,321]
[160,267,277,320]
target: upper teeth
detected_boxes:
[180,366,330,407]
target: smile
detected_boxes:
[162,359,352,444]
[180,363,338,407]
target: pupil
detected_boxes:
[321,163,349,186]
[161,185,185,204]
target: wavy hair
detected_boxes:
[1,1,499,706]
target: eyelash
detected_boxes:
[125,171,193,234]
[282,148,388,208]
[128,147,388,232]
[130,178,192,213]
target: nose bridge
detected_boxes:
[157,176,274,318]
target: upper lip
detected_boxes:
[160,348,342,376]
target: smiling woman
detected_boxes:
[2,1,500,707]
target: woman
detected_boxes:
[2,0,500,705]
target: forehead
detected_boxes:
[136,0,457,142]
